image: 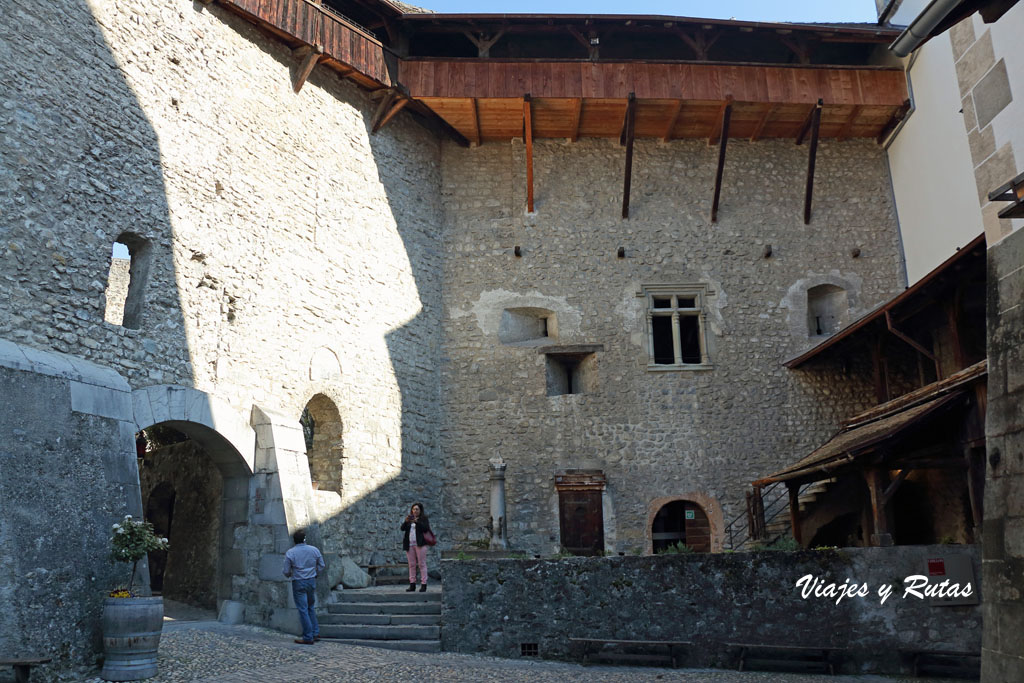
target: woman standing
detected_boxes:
[401,503,432,592]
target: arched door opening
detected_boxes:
[652,500,711,553]
[137,420,248,611]
[300,394,344,492]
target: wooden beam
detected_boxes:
[876,100,911,145]
[708,97,732,146]
[566,26,599,60]
[621,92,636,219]
[710,100,733,223]
[749,103,775,142]
[370,90,399,131]
[292,44,324,93]
[795,101,819,145]
[469,98,481,146]
[524,94,534,213]
[864,468,893,547]
[569,98,583,142]
[662,101,684,142]
[803,99,822,225]
[881,468,911,505]
[838,105,861,140]
[462,29,506,58]
[372,97,409,133]
[885,309,942,379]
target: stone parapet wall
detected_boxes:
[441,546,982,674]
[439,137,906,552]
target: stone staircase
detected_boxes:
[319,586,441,653]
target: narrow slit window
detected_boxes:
[104,233,152,330]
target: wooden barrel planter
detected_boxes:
[100,596,163,681]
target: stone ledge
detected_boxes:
[0,337,129,393]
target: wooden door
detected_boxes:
[558,490,604,556]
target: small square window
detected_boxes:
[521,643,539,656]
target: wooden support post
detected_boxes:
[569,99,583,142]
[786,481,802,545]
[524,94,534,213]
[943,289,965,370]
[803,99,822,225]
[710,100,732,223]
[864,468,893,547]
[885,309,942,380]
[292,44,324,93]
[965,446,984,541]
[872,337,889,404]
[621,92,636,219]
[463,30,506,58]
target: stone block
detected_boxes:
[336,556,371,589]
[132,390,154,431]
[973,60,1012,130]
[949,16,976,61]
[258,554,289,582]
[222,548,246,575]
[270,606,301,635]
[101,450,141,487]
[974,144,1016,205]
[218,600,245,625]
[955,30,995,98]
[69,381,132,421]
[967,125,996,166]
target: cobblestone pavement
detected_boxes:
[64,619,952,683]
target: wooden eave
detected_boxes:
[401,61,907,142]
[204,1,908,143]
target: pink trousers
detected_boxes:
[407,544,428,584]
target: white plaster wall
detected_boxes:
[887,33,985,283]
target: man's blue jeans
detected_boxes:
[291,578,319,642]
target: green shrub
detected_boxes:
[656,542,694,555]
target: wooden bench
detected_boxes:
[727,642,845,675]
[569,637,691,668]
[0,657,52,683]
[900,649,981,678]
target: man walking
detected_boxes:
[282,528,325,644]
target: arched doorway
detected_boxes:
[136,419,249,610]
[652,500,711,553]
[300,394,344,492]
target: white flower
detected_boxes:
[124,515,133,520]
[112,523,121,530]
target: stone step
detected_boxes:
[319,638,440,653]
[326,602,441,615]
[319,613,440,626]
[333,591,441,603]
[374,575,411,586]
[319,624,440,640]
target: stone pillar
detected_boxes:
[489,457,508,550]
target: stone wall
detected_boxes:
[439,137,906,553]
[441,546,982,674]
[1,0,446,584]
[983,225,1024,681]
[0,340,142,676]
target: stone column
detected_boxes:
[489,457,508,550]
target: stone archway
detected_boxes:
[646,493,725,554]
[300,394,344,493]
[132,385,254,608]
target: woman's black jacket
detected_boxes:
[401,514,431,551]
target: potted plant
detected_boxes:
[100,514,169,682]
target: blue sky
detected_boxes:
[421,1,879,23]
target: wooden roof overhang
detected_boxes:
[400,61,909,143]
[753,389,972,487]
